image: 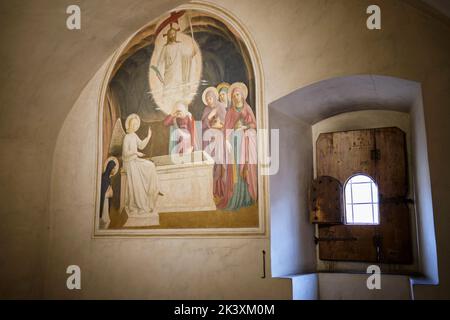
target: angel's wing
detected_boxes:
[108,118,126,156]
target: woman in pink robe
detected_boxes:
[218,84,258,210]
[201,87,227,201]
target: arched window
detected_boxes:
[344,174,379,225]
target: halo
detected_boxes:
[125,114,140,132]
[217,82,231,94]
[228,82,248,104]
[104,156,120,177]
[202,87,219,105]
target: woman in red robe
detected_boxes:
[218,83,258,210]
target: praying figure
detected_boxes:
[164,101,196,155]
[100,156,119,228]
[122,114,160,216]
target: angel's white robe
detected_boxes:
[122,132,159,216]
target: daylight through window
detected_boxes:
[344,174,379,225]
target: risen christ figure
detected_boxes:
[152,24,197,111]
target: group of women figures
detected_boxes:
[163,82,258,210]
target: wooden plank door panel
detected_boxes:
[316,130,375,184]
[316,127,413,264]
[374,127,408,198]
[317,129,376,262]
[318,224,378,262]
[378,202,413,264]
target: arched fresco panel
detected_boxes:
[95,4,266,236]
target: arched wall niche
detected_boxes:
[269,75,438,292]
[312,110,418,276]
[94,1,269,237]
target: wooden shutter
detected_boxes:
[310,176,343,224]
[315,127,413,264]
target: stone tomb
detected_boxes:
[120,151,216,227]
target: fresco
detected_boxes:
[98,9,260,232]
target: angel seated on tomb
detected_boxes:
[107,114,161,217]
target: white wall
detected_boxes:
[269,107,316,278]
[410,92,439,287]
[318,273,411,300]
[292,274,318,300]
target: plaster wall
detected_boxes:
[269,107,316,278]
[318,273,411,300]
[0,0,449,298]
[292,274,319,300]
[410,92,439,289]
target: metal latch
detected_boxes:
[373,234,383,262]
